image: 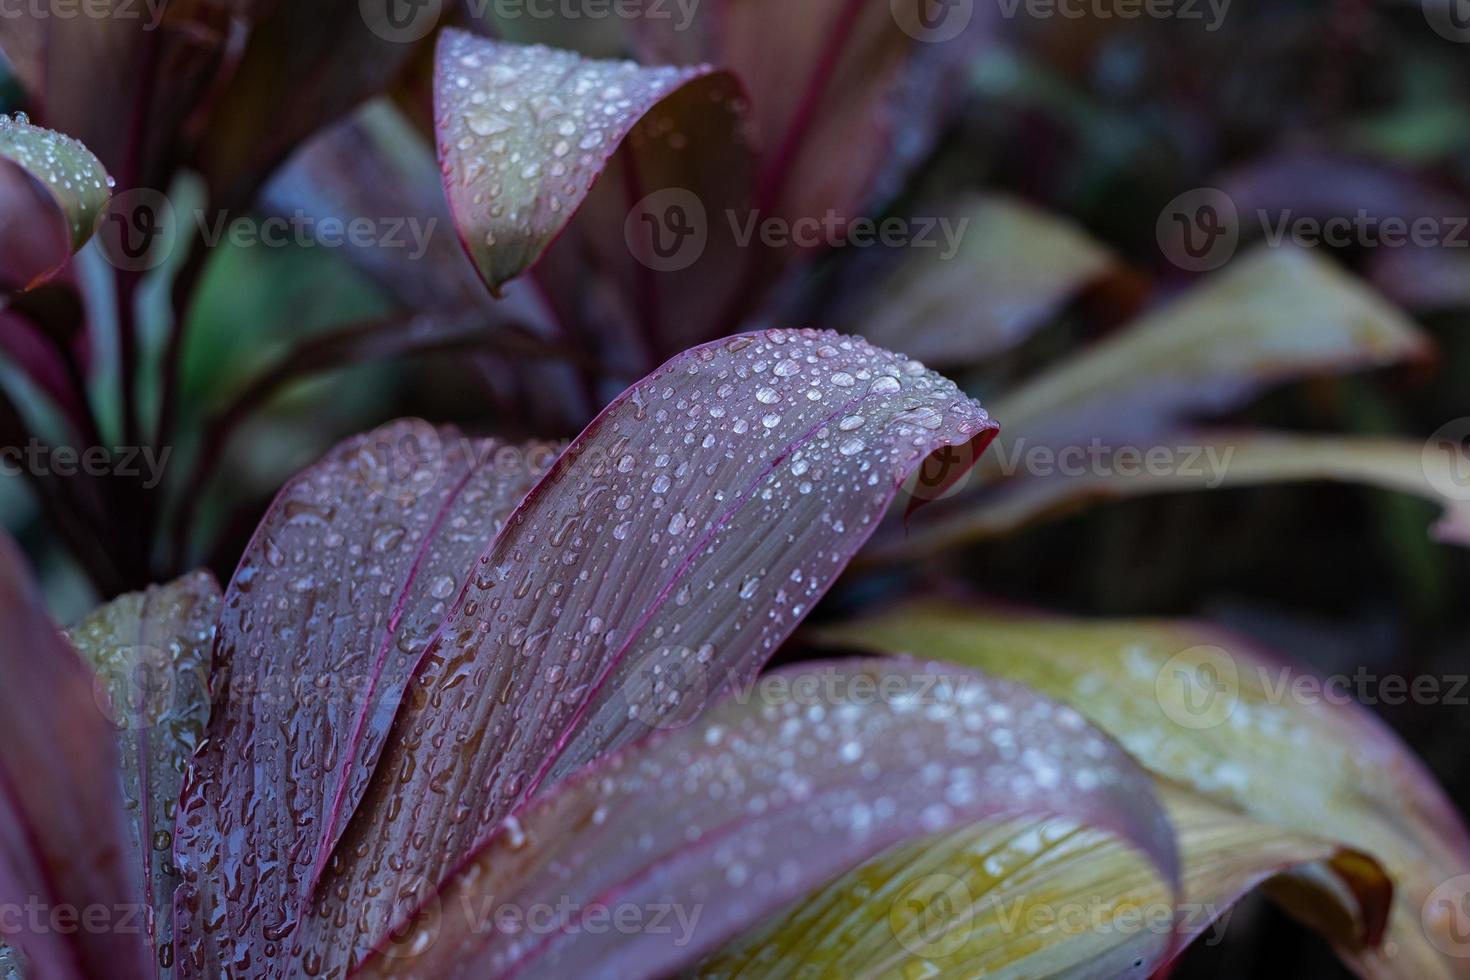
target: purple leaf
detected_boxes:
[264,103,493,317]
[0,114,110,294]
[352,659,1178,979]
[433,27,753,349]
[281,330,996,975]
[0,533,152,980]
[637,0,987,251]
[65,572,222,976]
[173,424,558,978]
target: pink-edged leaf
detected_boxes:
[354,659,1179,979]
[287,330,996,974]
[433,28,754,350]
[0,114,110,293]
[173,425,558,978]
[65,572,221,976]
[0,533,151,980]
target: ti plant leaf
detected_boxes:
[0,534,151,979]
[353,659,1179,979]
[433,30,749,298]
[815,600,1470,978]
[173,424,560,976]
[701,781,1391,979]
[173,330,997,976]
[0,113,111,293]
[65,572,222,977]
[883,432,1470,560]
[850,193,1120,368]
[868,246,1437,560]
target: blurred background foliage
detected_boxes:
[4,2,1470,974]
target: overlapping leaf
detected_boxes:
[701,781,1391,978]
[0,533,151,980]
[273,330,996,974]
[0,114,110,293]
[850,193,1119,367]
[65,572,221,976]
[987,246,1428,448]
[198,0,442,208]
[817,600,1470,978]
[172,424,558,977]
[354,659,1178,979]
[882,432,1470,560]
[636,0,987,245]
[868,246,1434,559]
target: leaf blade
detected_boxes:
[354,659,1178,979]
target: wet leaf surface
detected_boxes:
[173,424,557,977]
[288,330,996,974]
[67,572,221,976]
[819,600,1470,979]
[354,659,1177,980]
[0,113,110,293]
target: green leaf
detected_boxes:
[0,112,110,291]
[815,600,1470,979]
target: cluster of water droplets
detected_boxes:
[65,572,220,975]
[387,659,1162,977]
[172,422,553,977]
[284,329,992,974]
[434,30,703,276]
[0,111,113,245]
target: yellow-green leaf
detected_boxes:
[879,432,1470,561]
[814,600,1470,979]
[853,193,1119,367]
[699,782,1391,979]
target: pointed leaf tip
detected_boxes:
[433,28,740,294]
[289,330,995,975]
